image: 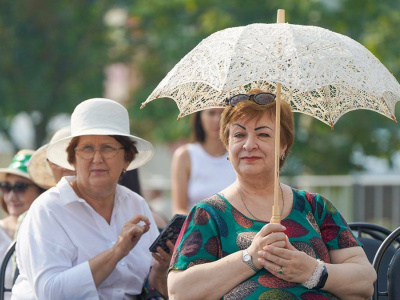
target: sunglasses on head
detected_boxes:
[226,93,276,107]
[0,181,34,194]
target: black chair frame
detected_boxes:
[372,226,400,300]
[349,222,393,242]
[0,240,16,300]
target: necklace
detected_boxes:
[237,184,284,221]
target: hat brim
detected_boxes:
[0,168,32,182]
[27,144,57,189]
[47,131,154,171]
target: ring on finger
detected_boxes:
[278,268,283,274]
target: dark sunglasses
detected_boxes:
[226,93,276,107]
[0,181,34,194]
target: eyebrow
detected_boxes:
[232,123,246,130]
[232,123,272,131]
[255,126,272,131]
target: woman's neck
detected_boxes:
[200,136,226,157]
[72,181,115,224]
[233,178,287,222]
[238,178,275,199]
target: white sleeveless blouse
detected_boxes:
[187,143,236,211]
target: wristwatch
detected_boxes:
[315,264,329,290]
[242,249,260,273]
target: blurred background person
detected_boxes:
[0,150,45,300]
[144,175,171,222]
[28,126,75,188]
[119,169,142,195]
[120,169,168,229]
[6,127,75,291]
[171,108,236,215]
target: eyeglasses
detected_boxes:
[0,181,34,194]
[226,93,276,107]
[74,145,125,160]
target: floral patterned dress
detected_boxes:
[170,189,361,300]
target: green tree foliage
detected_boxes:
[0,0,114,148]
[1,0,399,175]
[128,0,400,175]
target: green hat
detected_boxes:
[0,150,34,182]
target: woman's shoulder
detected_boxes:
[172,144,191,172]
[291,188,318,203]
[34,186,59,204]
[172,143,190,161]
[198,194,229,213]
[291,188,338,215]
[29,179,79,213]
[176,142,207,158]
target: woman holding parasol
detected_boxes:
[168,89,376,299]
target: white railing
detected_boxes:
[282,174,400,229]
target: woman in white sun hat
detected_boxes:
[0,150,45,300]
[12,98,172,300]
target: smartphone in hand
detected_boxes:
[149,214,187,253]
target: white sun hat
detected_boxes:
[28,126,71,189]
[47,98,154,171]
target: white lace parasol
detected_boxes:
[142,23,400,126]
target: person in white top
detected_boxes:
[12,98,172,300]
[171,108,236,215]
[14,126,76,231]
[0,150,45,300]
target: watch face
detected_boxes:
[243,254,251,262]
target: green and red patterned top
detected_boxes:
[170,189,361,300]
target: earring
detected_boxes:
[122,169,127,175]
[227,156,230,161]
[281,154,286,161]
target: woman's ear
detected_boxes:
[281,145,288,157]
[123,160,130,170]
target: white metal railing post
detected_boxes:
[392,186,400,228]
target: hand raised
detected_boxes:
[116,214,151,256]
[152,240,175,276]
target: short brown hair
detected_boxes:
[191,111,205,143]
[220,89,294,169]
[66,135,138,166]
[1,196,7,214]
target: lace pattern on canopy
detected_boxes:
[143,23,400,125]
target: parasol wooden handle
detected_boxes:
[270,9,285,224]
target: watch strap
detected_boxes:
[242,249,260,273]
[315,264,328,290]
